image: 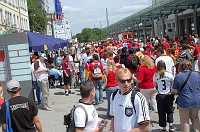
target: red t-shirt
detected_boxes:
[137,65,156,89]
[89,61,104,81]
[115,64,122,72]
[192,43,199,60]
[62,60,70,75]
[162,41,170,52]
[106,71,118,87]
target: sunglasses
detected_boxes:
[118,78,132,83]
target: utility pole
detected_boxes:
[106,8,109,26]
[100,21,102,29]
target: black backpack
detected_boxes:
[64,105,88,132]
[128,55,139,70]
[112,89,138,113]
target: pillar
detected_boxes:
[175,11,179,36]
[162,17,165,38]
[152,20,155,37]
[193,8,198,35]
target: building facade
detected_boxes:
[0,0,30,34]
[53,18,72,41]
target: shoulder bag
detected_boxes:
[175,71,192,105]
[5,100,13,132]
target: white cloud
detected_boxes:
[62,6,81,13]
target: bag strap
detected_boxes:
[5,100,12,131]
[75,105,88,127]
[179,71,192,93]
[131,90,138,113]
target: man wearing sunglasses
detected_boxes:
[109,68,150,132]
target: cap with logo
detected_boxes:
[39,53,47,59]
[6,80,21,92]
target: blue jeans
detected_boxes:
[93,80,104,104]
[106,86,119,117]
[79,66,85,83]
[33,81,42,104]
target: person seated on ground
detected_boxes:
[49,63,63,86]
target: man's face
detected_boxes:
[190,40,194,45]
[117,73,133,94]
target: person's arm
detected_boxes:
[109,117,114,132]
[2,123,6,132]
[34,61,49,74]
[33,115,42,132]
[129,121,150,132]
[75,127,84,132]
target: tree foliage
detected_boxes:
[73,28,106,42]
[27,0,49,33]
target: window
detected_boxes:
[172,23,175,28]
[0,9,3,24]
[167,23,171,29]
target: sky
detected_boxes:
[49,0,152,35]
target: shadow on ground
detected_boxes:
[54,92,65,95]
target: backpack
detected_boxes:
[128,55,139,70]
[64,105,88,132]
[112,89,138,113]
[92,62,102,78]
[185,50,194,62]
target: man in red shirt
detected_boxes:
[162,38,170,52]
[189,39,199,71]
[62,54,71,95]
[89,54,105,105]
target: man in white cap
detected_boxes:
[34,53,52,111]
[0,80,42,132]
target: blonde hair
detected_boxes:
[140,55,155,69]
[106,59,116,75]
[116,68,132,81]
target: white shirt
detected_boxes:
[74,102,98,132]
[79,53,87,67]
[110,91,150,132]
[69,55,73,71]
[35,60,48,81]
[153,72,174,94]
[155,56,175,76]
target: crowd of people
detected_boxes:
[0,33,200,131]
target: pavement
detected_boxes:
[0,85,195,132]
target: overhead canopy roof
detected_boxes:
[103,0,200,34]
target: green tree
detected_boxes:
[28,0,49,33]
[74,28,106,42]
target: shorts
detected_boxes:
[63,74,71,85]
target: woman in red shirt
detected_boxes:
[133,55,157,112]
[105,59,119,118]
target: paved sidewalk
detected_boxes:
[37,87,183,132]
[0,86,195,132]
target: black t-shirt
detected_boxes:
[0,96,38,132]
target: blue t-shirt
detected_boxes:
[173,71,200,108]
[49,68,61,79]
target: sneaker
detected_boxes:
[44,107,51,111]
[169,126,175,132]
[65,90,69,95]
[48,105,53,108]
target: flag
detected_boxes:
[55,0,62,20]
